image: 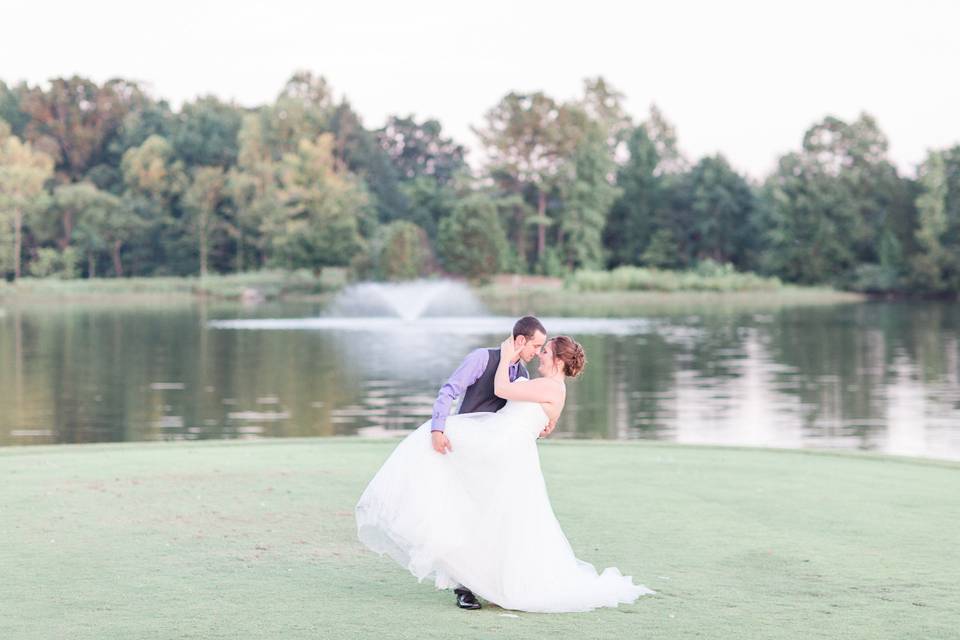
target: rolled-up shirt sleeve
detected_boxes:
[431,349,489,432]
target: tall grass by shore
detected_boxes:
[477,264,861,316]
[0,269,347,301]
[567,263,782,292]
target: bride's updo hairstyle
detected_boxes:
[551,336,586,378]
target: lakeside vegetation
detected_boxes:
[477,280,863,318]
[2,72,959,296]
[0,269,344,301]
[0,265,864,312]
[567,262,782,292]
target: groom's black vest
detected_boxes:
[458,349,529,415]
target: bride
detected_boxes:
[355,335,653,613]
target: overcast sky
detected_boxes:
[3,0,958,179]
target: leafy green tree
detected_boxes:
[579,76,632,156]
[28,246,79,278]
[108,99,176,159]
[260,75,423,228]
[226,113,280,270]
[757,152,854,283]
[48,183,123,277]
[224,168,269,272]
[604,125,661,265]
[909,149,958,291]
[684,154,757,268]
[491,193,534,272]
[475,92,580,265]
[758,114,909,284]
[265,71,335,155]
[437,194,509,281]
[265,134,367,273]
[646,104,688,176]
[801,114,909,264]
[399,174,458,240]
[183,166,226,277]
[328,101,408,223]
[172,96,242,168]
[121,135,186,199]
[376,115,465,239]
[366,220,433,281]
[557,124,620,269]
[94,98,177,194]
[119,134,186,275]
[41,182,114,252]
[378,115,466,184]
[0,121,54,280]
[230,94,385,273]
[640,228,683,269]
[602,106,690,269]
[0,81,28,136]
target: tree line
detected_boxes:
[1,72,958,293]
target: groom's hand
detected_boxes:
[539,419,557,439]
[431,431,453,454]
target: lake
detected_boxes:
[2,283,959,460]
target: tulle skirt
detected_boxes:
[355,409,654,613]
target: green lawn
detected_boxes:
[1,438,956,639]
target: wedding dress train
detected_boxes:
[355,386,653,613]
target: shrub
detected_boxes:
[437,195,509,282]
[371,221,434,281]
[28,247,79,279]
[568,261,782,292]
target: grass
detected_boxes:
[478,282,863,317]
[567,263,784,293]
[478,265,863,317]
[0,269,347,302]
[1,438,956,639]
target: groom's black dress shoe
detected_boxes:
[455,588,481,610]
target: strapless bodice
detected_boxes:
[496,398,549,436]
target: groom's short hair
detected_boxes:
[513,316,546,340]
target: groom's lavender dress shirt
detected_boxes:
[431,349,522,432]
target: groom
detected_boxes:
[429,315,552,610]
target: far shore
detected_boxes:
[476,278,866,316]
[0,271,869,315]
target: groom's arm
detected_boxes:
[430,349,489,433]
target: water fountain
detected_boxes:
[325,279,486,320]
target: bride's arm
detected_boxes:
[494,336,562,404]
[496,376,562,403]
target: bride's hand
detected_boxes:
[539,418,557,439]
[500,335,516,360]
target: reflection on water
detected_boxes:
[1,300,959,460]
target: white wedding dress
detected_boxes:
[355,383,654,613]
